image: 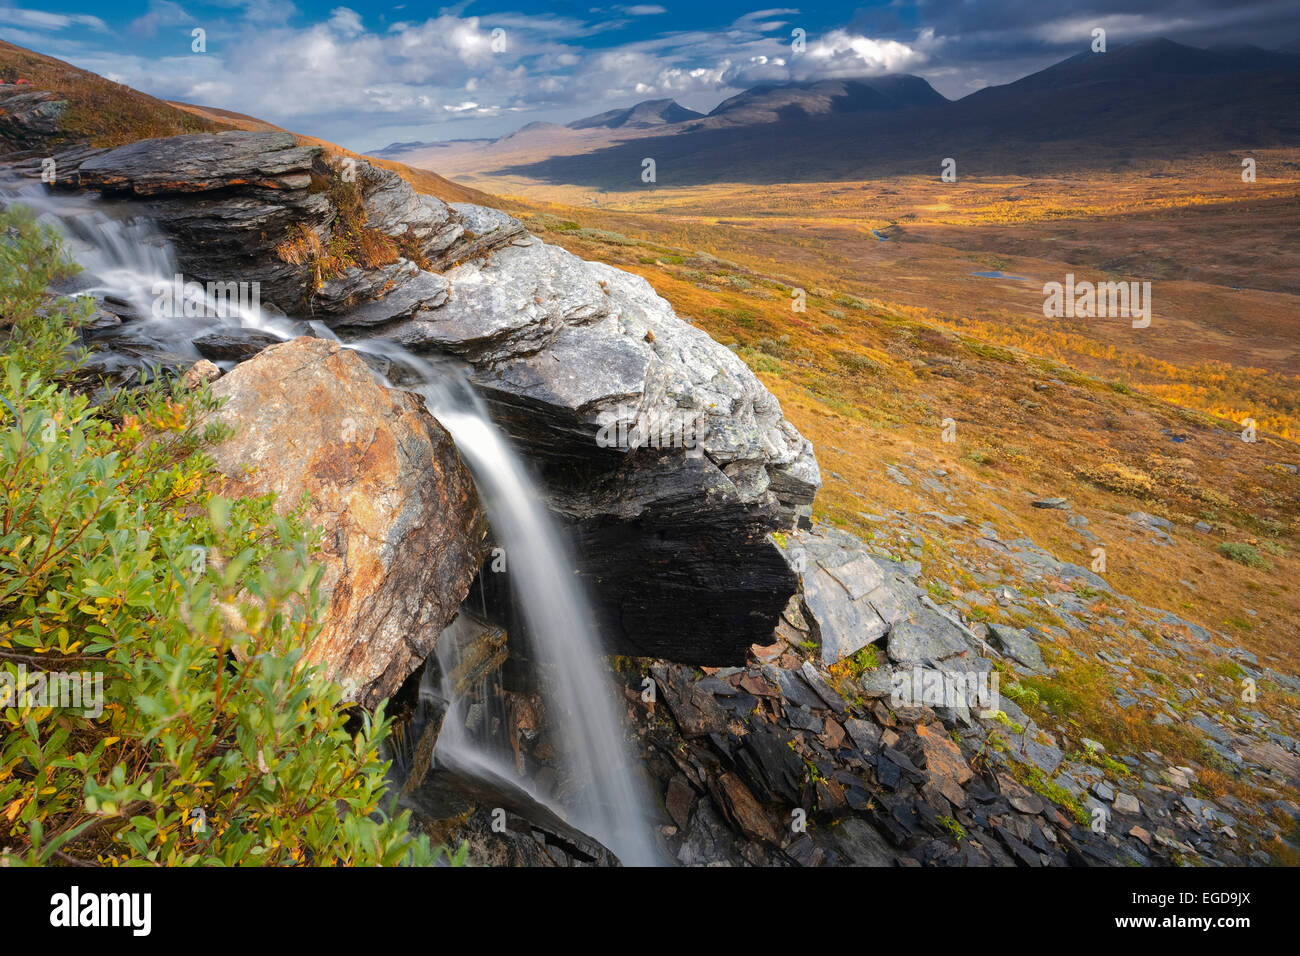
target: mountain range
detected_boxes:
[376,38,1300,188]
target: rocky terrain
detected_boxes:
[4,91,1298,866]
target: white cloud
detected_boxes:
[23,1,937,146]
[327,7,364,37]
[0,6,109,32]
[808,30,925,74]
[129,1,194,38]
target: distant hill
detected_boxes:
[370,75,948,182]
[477,39,1300,187]
[568,98,705,130]
[705,75,946,125]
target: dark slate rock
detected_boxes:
[652,665,728,737]
[192,327,284,361]
[735,727,805,805]
[787,705,824,732]
[827,817,901,866]
[800,660,848,713]
[75,131,317,195]
[762,665,826,711]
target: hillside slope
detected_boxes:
[0,39,219,149]
[0,41,496,207]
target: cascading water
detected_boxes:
[3,183,658,866]
[0,181,294,339]
[353,341,659,867]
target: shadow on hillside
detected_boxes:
[490,70,1300,188]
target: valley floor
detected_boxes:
[415,156,1300,860]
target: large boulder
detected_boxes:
[361,224,820,662]
[208,336,485,707]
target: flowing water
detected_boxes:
[2,182,658,866]
[355,341,659,867]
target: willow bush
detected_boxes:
[0,207,438,865]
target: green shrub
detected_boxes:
[0,208,437,866]
[1216,542,1268,568]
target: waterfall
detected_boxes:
[355,341,660,867]
[2,182,658,866]
[1,180,299,342]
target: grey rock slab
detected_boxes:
[885,611,970,665]
[802,566,889,665]
[77,130,318,195]
[761,665,826,711]
[1113,792,1141,815]
[986,622,1046,673]
[825,556,887,600]
[338,270,449,327]
[800,661,848,714]
[843,718,883,753]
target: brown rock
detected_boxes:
[653,665,729,736]
[997,775,1045,815]
[915,722,973,807]
[717,772,779,844]
[181,359,220,389]
[665,774,697,829]
[823,717,846,750]
[209,337,483,707]
[815,778,848,815]
[739,672,781,697]
[871,700,897,727]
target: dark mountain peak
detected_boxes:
[1008,37,1300,93]
[706,74,946,125]
[377,140,426,154]
[568,99,705,131]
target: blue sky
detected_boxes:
[2,1,1297,151]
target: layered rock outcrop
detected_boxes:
[0,84,69,150]
[19,126,820,664]
[368,229,820,661]
[208,336,485,708]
